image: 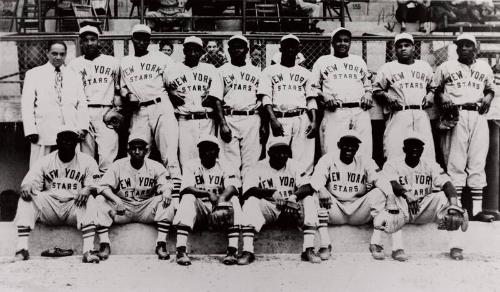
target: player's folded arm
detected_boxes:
[241,187,276,201]
[294,184,315,201]
[179,186,210,199]
[390,180,407,197]
[218,185,239,202]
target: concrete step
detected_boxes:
[1,222,498,257]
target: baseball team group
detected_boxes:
[14,22,498,265]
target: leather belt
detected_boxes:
[457,104,479,111]
[395,104,424,111]
[88,104,112,108]
[176,112,214,120]
[224,109,258,116]
[274,109,306,118]
[139,97,162,107]
[337,102,360,108]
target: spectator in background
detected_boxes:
[146,0,191,32]
[250,45,263,67]
[200,41,227,68]
[430,1,458,30]
[281,0,323,32]
[160,40,174,56]
[396,0,430,33]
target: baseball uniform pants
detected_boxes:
[441,110,489,189]
[325,188,386,225]
[384,109,435,160]
[173,194,243,229]
[15,192,97,230]
[320,108,372,157]
[266,113,315,174]
[95,195,176,227]
[81,107,118,174]
[130,103,181,177]
[220,114,261,178]
[240,195,318,232]
[177,117,215,171]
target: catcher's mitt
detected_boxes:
[437,105,459,131]
[280,200,304,226]
[103,107,124,130]
[209,201,234,230]
[437,205,469,232]
[373,207,408,234]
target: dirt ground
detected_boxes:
[1,252,499,292]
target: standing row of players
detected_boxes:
[17,24,495,264]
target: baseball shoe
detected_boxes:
[449,248,464,261]
[318,244,332,261]
[82,250,100,263]
[472,213,495,222]
[176,247,191,266]
[301,247,321,264]
[391,249,408,262]
[155,242,170,260]
[14,249,29,261]
[369,244,385,260]
[97,243,111,260]
[223,247,238,265]
[237,251,255,265]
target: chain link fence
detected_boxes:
[1,34,499,102]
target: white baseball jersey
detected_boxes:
[258,64,317,111]
[311,54,372,102]
[165,62,223,114]
[488,72,500,119]
[68,54,120,105]
[99,157,173,203]
[180,158,241,195]
[309,153,381,202]
[120,50,175,109]
[243,158,308,198]
[433,59,495,104]
[373,60,436,107]
[383,157,450,200]
[219,62,261,110]
[21,151,100,201]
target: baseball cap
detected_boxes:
[57,124,79,137]
[197,134,220,148]
[131,24,151,35]
[394,33,414,45]
[455,33,477,47]
[268,137,290,150]
[228,35,249,47]
[331,27,351,40]
[403,131,425,145]
[128,132,149,145]
[280,34,300,44]
[79,25,100,37]
[183,36,203,47]
[271,52,305,65]
[338,130,362,144]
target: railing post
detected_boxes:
[242,0,247,34]
[140,0,144,24]
[37,0,43,32]
[340,0,345,27]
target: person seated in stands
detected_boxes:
[430,1,458,30]
[200,41,227,68]
[281,0,323,32]
[160,40,174,56]
[451,0,493,23]
[396,0,430,33]
[146,0,191,32]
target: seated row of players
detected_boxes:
[14,126,467,265]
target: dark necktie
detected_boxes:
[55,67,63,104]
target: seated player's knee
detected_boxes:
[179,193,196,206]
[366,188,386,204]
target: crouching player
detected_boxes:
[95,134,178,260]
[238,138,320,265]
[381,132,468,261]
[174,135,243,266]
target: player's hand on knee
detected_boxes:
[360,95,373,110]
[209,192,219,204]
[270,119,284,137]
[272,191,285,208]
[75,189,91,208]
[220,124,232,143]
[404,191,420,215]
[26,134,39,144]
[20,185,35,201]
[305,121,318,139]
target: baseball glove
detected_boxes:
[437,205,469,232]
[209,201,234,230]
[280,200,304,226]
[437,105,459,131]
[103,107,124,130]
[373,206,407,234]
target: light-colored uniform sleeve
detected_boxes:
[361,61,373,94]
[180,162,196,192]
[430,160,451,189]
[20,158,45,191]
[484,65,496,94]
[223,165,242,190]
[119,62,131,97]
[208,66,224,100]
[305,72,318,110]
[372,64,389,92]
[21,70,38,137]
[155,163,174,194]
[295,162,310,188]
[366,158,383,183]
[309,155,330,191]
[433,63,446,89]
[242,167,260,194]
[381,159,399,182]
[257,68,273,106]
[84,158,101,189]
[98,163,120,192]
